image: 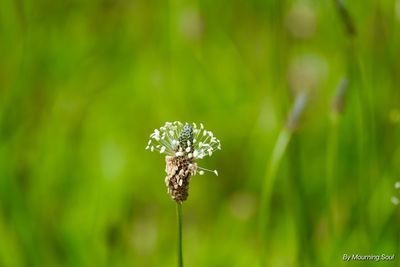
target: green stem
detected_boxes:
[326,113,339,233]
[333,0,356,37]
[259,129,292,266]
[259,93,308,266]
[176,202,183,267]
[287,134,315,266]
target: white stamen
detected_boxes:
[147,122,221,167]
[198,166,218,175]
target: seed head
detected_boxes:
[146,121,221,202]
[332,78,348,115]
[286,92,308,131]
[178,123,194,150]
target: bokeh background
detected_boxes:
[1,0,400,266]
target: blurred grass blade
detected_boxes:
[333,0,357,37]
[259,93,309,266]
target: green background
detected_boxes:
[1,0,400,266]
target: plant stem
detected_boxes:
[259,128,292,266]
[333,0,356,37]
[327,78,348,235]
[259,93,308,266]
[326,113,339,234]
[176,202,183,267]
[287,134,315,266]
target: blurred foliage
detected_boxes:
[1,0,400,266]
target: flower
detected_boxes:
[146,121,221,202]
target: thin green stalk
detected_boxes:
[327,78,348,236]
[326,114,339,234]
[287,134,315,266]
[259,93,308,266]
[333,0,356,37]
[259,128,292,230]
[176,202,183,267]
[259,128,292,266]
[334,0,373,241]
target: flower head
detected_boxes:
[146,121,221,202]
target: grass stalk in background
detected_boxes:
[325,78,350,265]
[259,92,309,266]
[333,0,356,37]
[287,132,315,266]
[176,202,183,267]
[326,78,348,233]
[333,0,375,247]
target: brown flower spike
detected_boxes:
[146,122,221,202]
